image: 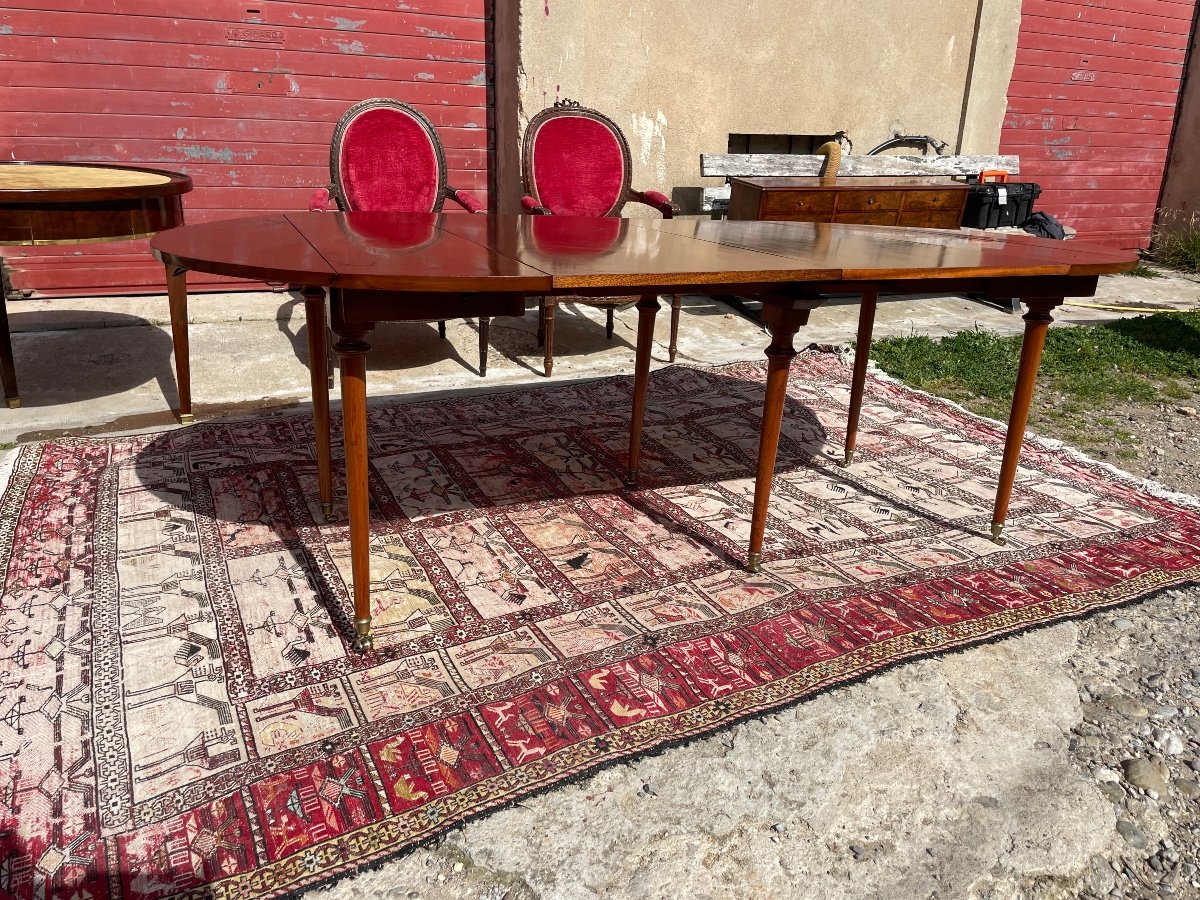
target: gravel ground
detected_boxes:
[1039,393,1200,900]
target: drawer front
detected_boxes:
[898,210,963,229]
[833,210,901,226]
[762,211,832,223]
[900,189,969,211]
[761,190,836,217]
[836,190,902,212]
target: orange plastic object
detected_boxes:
[978,170,1010,183]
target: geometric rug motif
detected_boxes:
[1,350,1198,898]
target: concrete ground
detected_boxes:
[3,270,1197,444]
[3,270,1199,899]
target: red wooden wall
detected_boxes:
[0,0,492,296]
[999,0,1197,248]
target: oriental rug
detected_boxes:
[2,350,1199,899]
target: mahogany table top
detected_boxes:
[150,212,1138,296]
[0,161,191,204]
[0,161,192,246]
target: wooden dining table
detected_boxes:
[151,212,1137,652]
[0,161,192,413]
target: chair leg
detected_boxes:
[537,298,546,347]
[479,318,490,377]
[438,320,447,339]
[543,299,556,377]
[668,294,682,363]
[325,325,335,389]
[606,307,615,340]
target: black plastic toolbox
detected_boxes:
[961,182,1041,229]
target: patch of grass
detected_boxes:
[1150,212,1200,274]
[869,310,1200,433]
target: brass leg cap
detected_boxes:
[179,412,194,425]
[990,522,1007,546]
[321,501,334,520]
[840,449,855,468]
[626,469,639,487]
[6,398,19,409]
[746,551,762,573]
[353,618,374,653]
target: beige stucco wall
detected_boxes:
[518,0,1021,214]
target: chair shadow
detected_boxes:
[6,309,180,409]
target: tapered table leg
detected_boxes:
[747,301,813,572]
[302,286,333,520]
[668,294,682,363]
[334,324,375,652]
[842,290,878,467]
[627,294,661,484]
[990,298,1061,545]
[166,265,192,424]
[542,298,557,377]
[479,317,490,377]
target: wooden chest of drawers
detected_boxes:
[727,176,971,229]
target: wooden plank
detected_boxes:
[1,9,487,63]
[1019,13,1190,50]
[1002,113,1173,135]
[1001,129,1171,150]
[699,154,1020,178]
[1016,146,1168,163]
[1021,0,1195,34]
[1019,33,1188,65]
[0,36,491,83]
[2,115,490,151]
[0,62,489,108]
[0,89,491,130]
[1014,47,1185,80]
[1006,81,1180,107]
[1017,175,1164,191]
[1007,65,1182,95]
[7,0,487,18]
[1005,96,1179,121]
[6,142,488,175]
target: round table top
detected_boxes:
[0,161,192,204]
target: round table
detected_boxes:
[0,161,192,411]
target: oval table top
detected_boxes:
[0,161,193,246]
[0,161,192,203]
[151,212,1138,296]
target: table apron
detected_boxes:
[332,288,529,325]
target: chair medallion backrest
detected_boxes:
[329,98,448,213]
[522,100,633,217]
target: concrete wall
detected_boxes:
[518,0,1021,215]
[1160,24,1200,224]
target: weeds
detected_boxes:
[1150,210,1200,274]
[868,311,1200,448]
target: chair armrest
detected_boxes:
[521,195,552,215]
[309,187,332,212]
[630,189,675,218]
[447,186,485,213]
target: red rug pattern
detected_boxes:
[2,351,1199,898]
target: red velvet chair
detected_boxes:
[309,98,491,374]
[521,99,680,376]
